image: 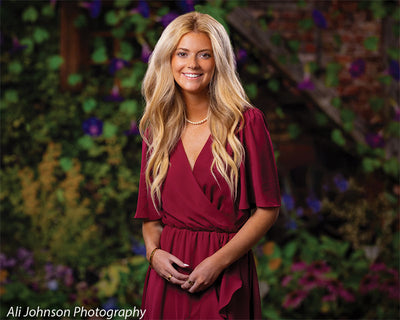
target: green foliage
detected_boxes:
[364,36,379,51]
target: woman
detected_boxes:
[135,11,281,319]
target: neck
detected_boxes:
[183,92,210,121]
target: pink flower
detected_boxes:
[360,274,380,294]
[291,261,307,272]
[281,275,293,287]
[298,272,326,290]
[308,260,331,275]
[282,290,308,309]
[370,262,387,272]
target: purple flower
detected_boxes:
[178,0,196,13]
[104,85,124,102]
[141,43,152,63]
[365,132,385,148]
[103,297,118,311]
[312,9,327,29]
[306,195,321,213]
[349,58,366,78]
[333,174,349,192]
[282,193,295,211]
[80,0,101,19]
[131,238,146,256]
[394,109,400,122]
[236,48,248,65]
[296,207,304,217]
[389,60,400,81]
[297,76,315,91]
[108,58,129,75]
[47,279,58,291]
[298,272,324,290]
[10,37,27,54]
[282,290,308,309]
[17,248,33,271]
[125,121,140,136]
[286,218,297,230]
[0,253,16,268]
[159,12,179,28]
[82,117,103,137]
[130,0,150,18]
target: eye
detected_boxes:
[176,51,187,57]
[200,53,212,59]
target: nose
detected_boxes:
[188,54,199,69]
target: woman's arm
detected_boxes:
[142,221,190,285]
[181,207,279,293]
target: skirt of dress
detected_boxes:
[140,225,262,320]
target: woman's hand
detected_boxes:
[181,256,224,293]
[151,249,190,286]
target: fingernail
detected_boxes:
[183,264,189,267]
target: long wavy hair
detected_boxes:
[139,11,253,210]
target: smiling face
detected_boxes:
[171,32,216,98]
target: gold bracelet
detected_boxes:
[149,247,159,268]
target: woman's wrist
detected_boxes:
[148,247,160,268]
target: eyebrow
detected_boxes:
[176,48,212,53]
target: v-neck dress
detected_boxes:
[134,107,281,319]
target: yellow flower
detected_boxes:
[268,258,282,271]
[0,269,8,283]
[262,241,275,256]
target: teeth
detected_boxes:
[184,73,201,78]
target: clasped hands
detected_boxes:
[150,249,223,293]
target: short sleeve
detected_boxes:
[134,138,162,220]
[237,107,281,210]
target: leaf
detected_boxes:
[244,83,258,99]
[383,157,399,177]
[47,55,64,70]
[275,107,285,119]
[369,97,384,112]
[362,157,381,173]
[267,79,280,92]
[105,10,119,26]
[92,47,108,63]
[33,27,50,44]
[74,14,87,28]
[271,33,282,46]
[130,13,150,34]
[369,1,386,19]
[378,75,392,85]
[283,242,297,259]
[325,63,341,87]
[20,38,34,54]
[288,40,300,53]
[299,18,313,30]
[78,135,95,150]
[115,0,131,7]
[68,74,82,86]
[386,122,400,137]
[22,6,38,22]
[246,65,259,75]
[119,100,138,115]
[387,48,400,60]
[4,90,19,104]
[111,26,126,39]
[364,36,379,51]
[331,129,346,146]
[341,109,356,132]
[83,98,97,113]
[59,157,73,172]
[103,122,118,138]
[8,61,23,75]
[118,41,134,61]
[41,4,55,17]
[288,123,301,139]
[315,111,328,126]
[331,96,341,108]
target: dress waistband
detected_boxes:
[163,223,238,234]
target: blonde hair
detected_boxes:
[139,11,252,210]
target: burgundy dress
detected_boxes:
[134,107,281,319]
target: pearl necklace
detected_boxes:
[185,110,210,125]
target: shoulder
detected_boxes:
[241,106,268,130]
